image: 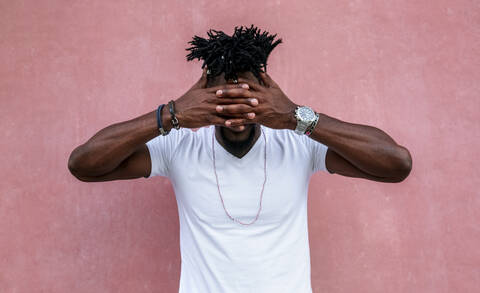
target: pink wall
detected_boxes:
[1,1,479,292]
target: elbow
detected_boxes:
[68,144,113,182]
[68,154,94,182]
[67,146,93,179]
[68,149,83,179]
[390,146,412,183]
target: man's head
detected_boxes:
[185,25,282,139]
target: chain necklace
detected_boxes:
[211,126,267,226]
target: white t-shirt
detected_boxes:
[146,125,329,293]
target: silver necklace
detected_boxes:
[211,127,267,226]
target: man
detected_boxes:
[68,25,412,292]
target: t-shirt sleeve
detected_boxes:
[145,128,189,178]
[302,135,330,173]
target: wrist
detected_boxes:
[286,108,298,130]
[282,103,299,130]
[167,100,180,130]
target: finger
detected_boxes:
[215,98,259,106]
[207,83,249,93]
[210,115,227,126]
[216,104,254,114]
[215,88,254,99]
[259,71,279,88]
[245,112,256,119]
[191,67,208,89]
[217,112,256,119]
[235,78,264,91]
[225,119,248,127]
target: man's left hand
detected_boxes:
[215,72,298,130]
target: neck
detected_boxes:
[215,124,261,158]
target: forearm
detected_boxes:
[304,112,411,178]
[68,107,172,176]
[220,71,412,180]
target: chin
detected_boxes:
[219,124,257,143]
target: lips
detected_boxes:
[227,125,246,132]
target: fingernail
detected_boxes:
[216,90,222,96]
[248,113,255,119]
[241,84,249,89]
[250,98,258,105]
[225,121,231,126]
[216,105,223,112]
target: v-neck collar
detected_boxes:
[212,125,264,160]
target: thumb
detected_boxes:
[192,67,208,89]
[259,71,278,88]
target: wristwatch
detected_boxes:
[294,106,318,135]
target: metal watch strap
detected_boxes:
[295,120,310,135]
[168,100,180,130]
[305,113,319,136]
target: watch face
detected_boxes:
[298,107,316,122]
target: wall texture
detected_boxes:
[1,0,479,292]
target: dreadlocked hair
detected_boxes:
[186,25,282,82]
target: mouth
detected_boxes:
[226,125,247,132]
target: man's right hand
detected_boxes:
[173,68,258,129]
[68,68,259,182]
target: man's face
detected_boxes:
[208,71,262,134]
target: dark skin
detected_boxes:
[214,71,412,182]
[208,72,262,158]
[68,68,412,183]
[68,68,256,181]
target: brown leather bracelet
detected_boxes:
[168,100,180,130]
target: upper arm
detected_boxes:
[73,144,152,182]
[74,128,189,182]
[325,148,404,183]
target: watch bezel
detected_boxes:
[295,106,316,123]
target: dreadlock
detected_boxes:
[186,25,282,82]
